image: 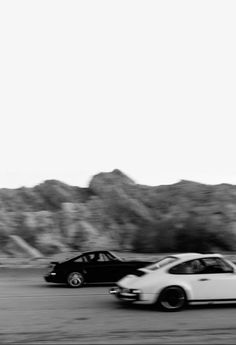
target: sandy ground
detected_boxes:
[1,269,236,344]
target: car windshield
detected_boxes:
[145,256,178,271]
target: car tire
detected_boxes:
[67,272,84,288]
[157,286,187,312]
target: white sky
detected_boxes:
[0,0,236,189]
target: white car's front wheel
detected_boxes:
[158,286,187,312]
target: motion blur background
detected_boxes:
[0,0,236,258]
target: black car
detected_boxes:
[44,250,152,287]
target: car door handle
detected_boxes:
[198,278,210,281]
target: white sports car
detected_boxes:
[109,252,236,311]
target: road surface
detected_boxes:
[0,268,236,344]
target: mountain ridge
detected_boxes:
[1,169,236,257]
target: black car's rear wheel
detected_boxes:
[158,286,187,311]
[67,272,84,288]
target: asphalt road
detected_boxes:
[1,269,236,344]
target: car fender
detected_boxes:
[155,278,193,301]
[60,264,86,278]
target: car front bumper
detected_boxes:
[44,272,59,283]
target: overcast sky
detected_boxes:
[0,0,236,189]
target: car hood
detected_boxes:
[49,258,71,265]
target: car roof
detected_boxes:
[171,252,223,261]
[80,250,111,255]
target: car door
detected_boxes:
[103,260,135,282]
[189,257,236,300]
[91,252,125,282]
[82,252,109,283]
[71,253,105,283]
[86,252,135,282]
[113,261,149,280]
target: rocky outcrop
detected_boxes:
[89,169,155,223]
[1,170,236,256]
[89,169,135,194]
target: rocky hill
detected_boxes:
[1,169,236,257]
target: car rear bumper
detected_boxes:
[110,286,156,304]
[110,286,141,302]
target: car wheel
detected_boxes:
[67,272,84,288]
[158,286,187,311]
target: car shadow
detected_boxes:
[112,301,159,312]
[42,284,68,288]
[108,300,236,313]
[188,303,236,310]
[42,282,114,288]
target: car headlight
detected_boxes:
[109,287,120,294]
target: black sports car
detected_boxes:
[44,250,152,287]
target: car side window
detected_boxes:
[169,259,205,275]
[201,257,234,274]
[76,254,97,263]
[86,253,108,262]
[74,256,87,263]
[100,253,111,261]
[88,253,100,262]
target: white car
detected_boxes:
[109,253,236,311]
